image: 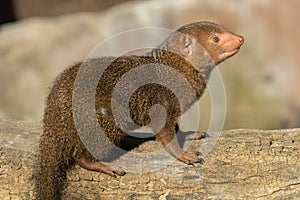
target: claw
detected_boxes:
[185,131,209,140]
[197,158,205,164]
[200,132,209,139]
[187,160,194,165]
[120,171,126,176]
[196,152,202,156]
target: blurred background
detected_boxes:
[0,0,299,131]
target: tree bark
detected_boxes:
[0,118,299,199]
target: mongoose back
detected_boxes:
[34,21,244,199]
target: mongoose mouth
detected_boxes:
[226,47,240,57]
[219,47,241,62]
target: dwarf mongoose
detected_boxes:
[34,21,244,199]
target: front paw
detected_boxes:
[178,151,204,165]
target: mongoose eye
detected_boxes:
[212,36,220,43]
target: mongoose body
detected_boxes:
[35,21,244,199]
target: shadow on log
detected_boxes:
[0,118,300,199]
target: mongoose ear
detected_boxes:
[178,34,194,58]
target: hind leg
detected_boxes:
[175,123,209,140]
[77,156,126,178]
[184,131,209,140]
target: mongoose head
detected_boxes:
[161,21,244,67]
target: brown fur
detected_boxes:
[34,21,243,199]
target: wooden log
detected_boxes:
[0,118,299,199]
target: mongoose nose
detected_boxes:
[238,36,244,44]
